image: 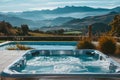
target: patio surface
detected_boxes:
[0,50,26,75]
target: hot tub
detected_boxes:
[2,49,120,80]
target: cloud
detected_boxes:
[0,0,119,12]
[0,0,12,2]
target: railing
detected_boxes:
[0,36,120,42]
[0,36,80,41]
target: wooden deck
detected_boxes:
[0,50,26,75]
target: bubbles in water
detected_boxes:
[27,56,81,67]
[20,56,111,73]
[54,63,87,73]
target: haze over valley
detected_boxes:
[0,6,120,30]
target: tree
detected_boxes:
[57,29,64,34]
[110,15,120,36]
[21,24,29,35]
[0,21,13,35]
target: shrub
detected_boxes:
[77,40,95,49]
[98,36,116,54]
[7,44,33,50]
[16,44,33,50]
[6,46,16,50]
[116,45,120,54]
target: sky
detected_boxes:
[0,0,120,12]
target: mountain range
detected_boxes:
[0,6,120,30]
[41,11,119,34]
[62,12,118,28]
[0,14,74,29]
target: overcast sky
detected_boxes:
[0,0,120,12]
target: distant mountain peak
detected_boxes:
[112,6,120,12]
[113,6,120,9]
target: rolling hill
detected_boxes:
[0,14,74,29]
[41,11,119,34]
[62,12,119,28]
[0,14,38,28]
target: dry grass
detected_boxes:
[77,39,96,49]
[10,28,18,35]
[116,44,120,54]
[28,32,55,37]
[7,44,33,50]
[98,36,116,54]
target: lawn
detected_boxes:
[0,40,5,43]
[28,32,55,36]
[64,31,82,35]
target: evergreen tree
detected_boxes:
[21,24,29,35]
